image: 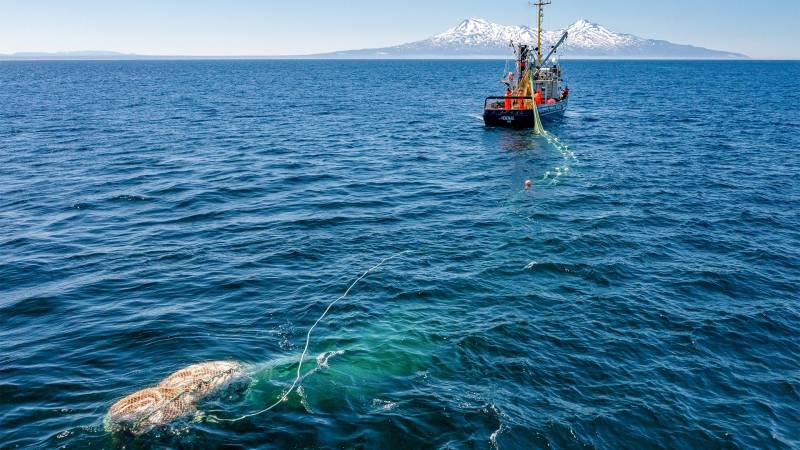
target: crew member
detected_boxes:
[562,87,569,99]
[505,89,512,110]
[534,89,542,105]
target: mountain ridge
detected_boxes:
[0,19,748,60]
[317,18,748,59]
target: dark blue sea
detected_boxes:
[1,60,798,449]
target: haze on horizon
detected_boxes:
[1,0,797,59]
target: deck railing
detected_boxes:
[484,96,565,110]
[484,96,533,110]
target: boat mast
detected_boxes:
[532,1,550,65]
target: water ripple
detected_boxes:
[0,60,798,449]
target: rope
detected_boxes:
[502,41,512,84]
[218,250,414,423]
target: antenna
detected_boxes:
[529,1,551,65]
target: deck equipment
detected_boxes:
[483,1,569,129]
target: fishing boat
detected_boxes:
[483,1,569,129]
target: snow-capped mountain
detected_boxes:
[318,19,747,59]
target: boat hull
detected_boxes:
[483,99,568,129]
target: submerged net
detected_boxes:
[105,361,246,435]
[216,251,413,424]
[105,252,414,435]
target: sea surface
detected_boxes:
[1,60,798,449]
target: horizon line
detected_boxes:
[5,56,794,61]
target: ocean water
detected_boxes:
[0,60,798,449]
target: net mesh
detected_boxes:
[105,387,196,434]
[158,361,243,397]
[105,361,245,434]
[532,95,544,134]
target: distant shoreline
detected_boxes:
[11,53,800,61]
[1,56,790,61]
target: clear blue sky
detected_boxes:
[1,0,798,59]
